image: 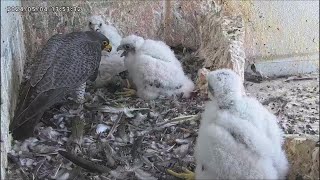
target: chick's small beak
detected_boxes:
[116,45,123,52]
[208,85,215,100]
[208,91,214,100]
[117,45,127,57]
[120,51,127,57]
[104,44,112,52]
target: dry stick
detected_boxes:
[106,112,124,139]
[33,157,46,179]
[19,167,30,180]
[92,106,150,113]
[131,135,144,161]
[156,114,201,127]
[133,114,201,137]
[52,163,62,179]
[284,77,318,82]
[129,114,200,153]
[262,97,286,106]
[58,150,111,173]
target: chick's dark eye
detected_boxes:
[99,23,102,27]
[125,45,130,49]
[89,22,92,25]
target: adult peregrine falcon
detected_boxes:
[10,31,112,140]
[87,15,127,88]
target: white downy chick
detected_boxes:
[117,35,194,100]
[195,68,288,179]
[88,15,122,49]
[88,15,126,87]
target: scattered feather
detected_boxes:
[134,168,157,180]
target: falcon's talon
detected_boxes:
[125,79,131,89]
[72,143,82,154]
[115,88,136,97]
[167,168,195,180]
[66,140,82,154]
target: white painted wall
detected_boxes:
[228,0,319,76]
[1,0,26,178]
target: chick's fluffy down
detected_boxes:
[195,69,288,179]
[121,35,194,100]
[88,15,126,87]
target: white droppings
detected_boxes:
[96,124,111,134]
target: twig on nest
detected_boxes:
[19,167,30,180]
[106,112,124,139]
[284,77,318,82]
[51,163,62,179]
[131,135,144,161]
[101,142,116,167]
[262,97,287,106]
[156,114,201,127]
[90,105,149,114]
[58,150,111,173]
[33,157,46,178]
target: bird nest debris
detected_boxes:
[7,49,319,180]
[245,74,319,135]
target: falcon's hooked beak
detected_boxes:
[103,43,112,52]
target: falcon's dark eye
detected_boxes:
[89,22,92,26]
[99,23,102,27]
[103,41,109,45]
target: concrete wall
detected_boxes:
[1,0,26,179]
[225,0,319,76]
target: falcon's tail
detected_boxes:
[13,81,33,120]
[10,88,67,140]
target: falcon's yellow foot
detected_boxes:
[115,88,136,97]
[167,168,195,180]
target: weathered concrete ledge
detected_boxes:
[1,1,26,179]
[284,135,319,180]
